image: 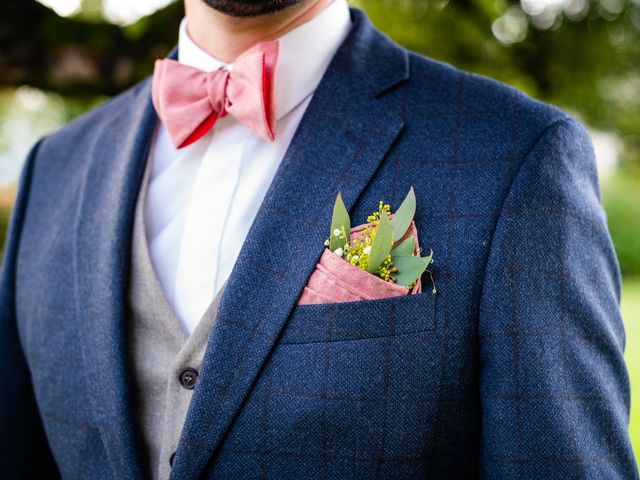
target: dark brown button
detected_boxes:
[179,368,198,389]
[169,452,176,467]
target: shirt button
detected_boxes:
[179,368,198,389]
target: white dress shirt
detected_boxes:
[144,0,351,334]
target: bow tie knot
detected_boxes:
[152,40,279,149]
[205,68,231,118]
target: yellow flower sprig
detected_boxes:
[326,189,436,292]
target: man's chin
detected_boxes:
[201,0,306,17]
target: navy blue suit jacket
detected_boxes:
[1,8,637,479]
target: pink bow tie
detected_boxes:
[152,40,279,149]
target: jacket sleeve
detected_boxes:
[0,138,61,478]
[478,117,638,478]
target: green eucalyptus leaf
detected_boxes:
[390,187,416,242]
[390,237,415,257]
[392,250,433,287]
[329,192,350,251]
[367,211,393,273]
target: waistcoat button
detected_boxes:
[179,368,198,389]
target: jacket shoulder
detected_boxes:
[38,78,152,158]
[405,51,573,135]
[21,78,153,224]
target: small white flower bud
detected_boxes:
[333,228,341,237]
[333,247,343,257]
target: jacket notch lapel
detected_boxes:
[73,79,157,479]
[170,9,410,479]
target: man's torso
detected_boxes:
[11,8,575,479]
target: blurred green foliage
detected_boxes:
[603,171,640,276]
[622,277,640,455]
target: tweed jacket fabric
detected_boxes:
[0,8,637,480]
[127,160,226,480]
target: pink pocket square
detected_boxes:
[298,221,422,305]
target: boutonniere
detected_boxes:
[328,187,436,291]
[298,188,436,305]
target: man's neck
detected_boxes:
[183,0,334,63]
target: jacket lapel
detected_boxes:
[73,79,157,479]
[170,9,410,479]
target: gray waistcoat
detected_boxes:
[126,163,226,480]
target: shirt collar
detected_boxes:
[178,0,352,121]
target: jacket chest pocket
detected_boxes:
[279,292,438,345]
[239,293,442,477]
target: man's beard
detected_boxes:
[201,0,306,17]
